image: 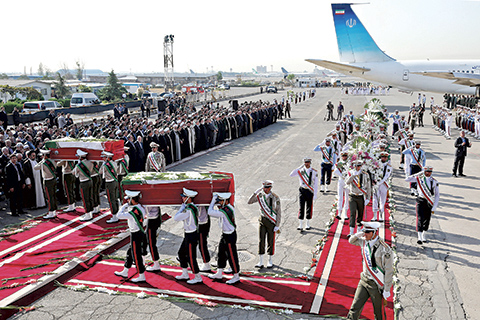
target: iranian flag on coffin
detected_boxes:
[121,171,235,206]
[44,138,125,161]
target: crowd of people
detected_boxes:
[0,92,318,217]
[342,85,390,96]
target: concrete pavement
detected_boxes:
[8,88,479,319]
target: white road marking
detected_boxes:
[66,279,303,310]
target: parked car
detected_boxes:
[266,86,277,93]
[218,84,230,90]
[23,100,62,111]
[142,92,159,99]
[70,93,100,107]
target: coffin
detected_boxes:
[121,171,235,206]
[44,138,125,161]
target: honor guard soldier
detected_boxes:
[145,142,166,172]
[114,190,148,282]
[402,140,426,195]
[333,151,350,220]
[314,137,337,192]
[73,149,95,221]
[248,180,281,269]
[372,152,392,222]
[145,205,162,271]
[405,166,439,244]
[207,192,241,285]
[57,160,76,212]
[396,128,413,169]
[174,188,203,285]
[289,157,318,230]
[346,160,372,237]
[99,151,120,223]
[34,149,58,219]
[117,147,130,185]
[197,205,212,272]
[91,161,101,214]
[347,221,394,320]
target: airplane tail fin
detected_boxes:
[331,3,394,63]
[252,68,258,74]
[281,67,289,74]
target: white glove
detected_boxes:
[180,203,186,211]
[273,226,279,233]
[383,290,390,299]
[364,199,370,206]
[255,187,263,195]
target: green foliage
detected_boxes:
[17,74,30,80]
[0,73,9,79]
[54,73,70,99]
[287,74,296,81]
[2,102,23,114]
[216,71,223,81]
[78,85,92,93]
[0,85,42,101]
[97,70,127,101]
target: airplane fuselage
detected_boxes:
[349,60,480,95]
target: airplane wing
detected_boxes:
[411,71,480,86]
[305,59,370,75]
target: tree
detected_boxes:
[216,71,223,81]
[97,70,126,101]
[78,84,92,92]
[17,74,30,80]
[0,73,9,79]
[75,60,85,80]
[54,72,70,99]
[59,62,74,80]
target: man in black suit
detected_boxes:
[5,154,25,216]
[453,130,472,177]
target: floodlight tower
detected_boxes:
[163,34,174,90]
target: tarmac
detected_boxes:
[4,87,478,319]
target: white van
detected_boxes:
[70,93,100,107]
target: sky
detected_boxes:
[2,0,480,75]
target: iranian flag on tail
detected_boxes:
[335,9,345,15]
[45,138,125,161]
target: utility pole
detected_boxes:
[163,34,174,90]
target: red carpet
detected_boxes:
[304,204,394,319]
[0,209,128,306]
[66,260,310,311]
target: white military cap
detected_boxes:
[340,151,349,156]
[125,190,141,199]
[262,180,274,187]
[39,149,51,154]
[424,166,433,172]
[76,149,88,157]
[303,157,312,162]
[181,188,198,198]
[408,132,415,136]
[325,137,332,142]
[101,150,114,157]
[116,130,122,136]
[214,192,232,200]
[380,151,390,157]
[354,160,364,166]
[150,142,159,148]
[362,221,381,231]
[415,140,422,145]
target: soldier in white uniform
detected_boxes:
[248,180,281,269]
[174,188,202,285]
[347,221,394,320]
[145,142,166,172]
[314,137,337,192]
[372,152,392,222]
[207,192,241,285]
[405,166,439,244]
[333,151,350,220]
[289,157,318,230]
[114,190,148,283]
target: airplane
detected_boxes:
[281,67,320,78]
[306,3,480,95]
[251,68,283,78]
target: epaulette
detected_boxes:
[379,238,392,251]
[271,192,280,199]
